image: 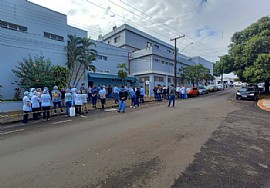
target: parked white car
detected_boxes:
[234,82,243,87]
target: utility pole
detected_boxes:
[170,35,185,87]
[219,56,224,89]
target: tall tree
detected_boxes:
[66,35,81,86]
[181,64,211,86]
[66,35,96,87]
[73,37,96,87]
[224,16,270,93]
[214,55,233,77]
[116,63,129,84]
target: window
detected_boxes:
[162,61,165,64]
[44,32,64,42]
[167,50,171,53]
[8,23,17,30]
[114,36,120,43]
[146,41,152,48]
[96,55,108,61]
[154,44,159,49]
[0,19,27,32]
[154,58,159,63]
[154,76,164,82]
[169,63,174,66]
[168,78,172,83]
[166,62,168,65]
[139,76,149,82]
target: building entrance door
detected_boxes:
[88,81,93,88]
[145,82,150,97]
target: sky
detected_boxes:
[29,0,270,62]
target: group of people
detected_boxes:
[22,83,147,124]
[153,84,188,102]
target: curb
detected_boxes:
[257,99,270,112]
[0,100,155,126]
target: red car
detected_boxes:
[186,87,199,97]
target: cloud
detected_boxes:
[67,9,77,16]
[29,0,270,61]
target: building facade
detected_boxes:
[88,40,137,88]
[102,24,213,96]
[0,0,87,99]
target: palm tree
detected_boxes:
[116,63,129,84]
[66,35,81,86]
[66,35,97,87]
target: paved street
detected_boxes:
[0,89,269,188]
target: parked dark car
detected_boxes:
[236,87,259,101]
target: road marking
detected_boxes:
[104,108,117,112]
[80,115,87,118]
[0,128,25,135]
[51,119,72,125]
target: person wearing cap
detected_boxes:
[29,88,35,99]
[41,89,51,121]
[118,86,129,113]
[129,86,136,108]
[168,84,176,107]
[80,83,86,93]
[31,91,41,120]
[70,86,77,106]
[51,86,63,114]
[75,90,83,115]
[22,91,32,124]
[65,89,72,116]
[140,86,145,103]
[99,85,106,109]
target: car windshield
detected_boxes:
[239,88,254,92]
[186,88,192,91]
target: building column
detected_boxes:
[165,75,168,87]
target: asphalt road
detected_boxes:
[0,89,269,188]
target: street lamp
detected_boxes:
[218,56,224,89]
[180,42,193,53]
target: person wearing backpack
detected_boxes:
[51,86,63,114]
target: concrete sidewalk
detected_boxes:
[257,98,270,111]
[0,101,23,113]
[0,98,155,125]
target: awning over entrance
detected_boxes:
[88,72,137,81]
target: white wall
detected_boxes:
[91,41,129,75]
[130,56,151,75]
[0,0,87,99]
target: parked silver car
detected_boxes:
[198,86,209,95]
